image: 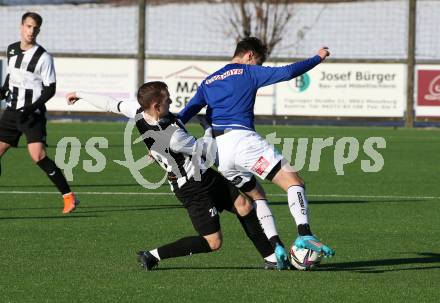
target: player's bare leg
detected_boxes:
[0,141,11,176]
[271,161,335,257]
[27,142,79,213]
[27,141,46,162]
[0,141,11,156]
[203,232,223,251]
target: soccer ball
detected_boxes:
[290,245,322,271]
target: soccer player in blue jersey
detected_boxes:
[178,37,335,266]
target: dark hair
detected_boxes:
[233,37,268,64]
[22,12,43,28]
[137,81,168,109]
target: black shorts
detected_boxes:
[174,168,240,236]
[0,108,47,147]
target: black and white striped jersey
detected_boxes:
[75,92,216,191]
[5,42,56,111]
[134,109,209,191]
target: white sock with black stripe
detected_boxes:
[287,185,310,226]
[254,199,280,243]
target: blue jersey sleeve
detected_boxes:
[178,85,207,124]
[250,55,322,88]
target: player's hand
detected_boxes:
[318,47,330,61]
[17,105,35,124]
[147,150,154,161]
[197,115,211,130]
[66,92,79,105]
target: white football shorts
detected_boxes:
[215,129,283,188]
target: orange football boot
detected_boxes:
[63,192,80,214]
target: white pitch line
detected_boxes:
[0,191,438,200]
[0,190,173,196]
[305,194,439,200]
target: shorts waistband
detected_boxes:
[212,129,226,137]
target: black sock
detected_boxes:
[157,236,211,260]
[269,235,284,249]
[237,208,274,258]
[298,224,313,236]
[37,157,71,195]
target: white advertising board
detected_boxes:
[146,60,274,115]
[47,58,137,112]
[4,57,409,119]
[275,63,407,117]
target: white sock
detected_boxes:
[149,248,161,260]
[287,185,310,225]
[254,199,279,240]
[264,253,277,263]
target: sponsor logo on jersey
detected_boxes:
[251,156,270,176]
[205,69,243,85]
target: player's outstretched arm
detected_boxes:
[177,87,207,124]
[66,91,138,119]
[251,46,330,88]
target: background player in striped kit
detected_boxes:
[0,12,79,214]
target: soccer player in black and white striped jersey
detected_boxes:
[66,82,282,270]
[0,12,79,214]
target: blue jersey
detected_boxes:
[178,55,322,131]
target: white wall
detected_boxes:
[0,1,438,60]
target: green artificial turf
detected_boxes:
[0,122,439,302]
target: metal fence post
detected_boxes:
[406,0,416,128]
[138,0,146,88]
